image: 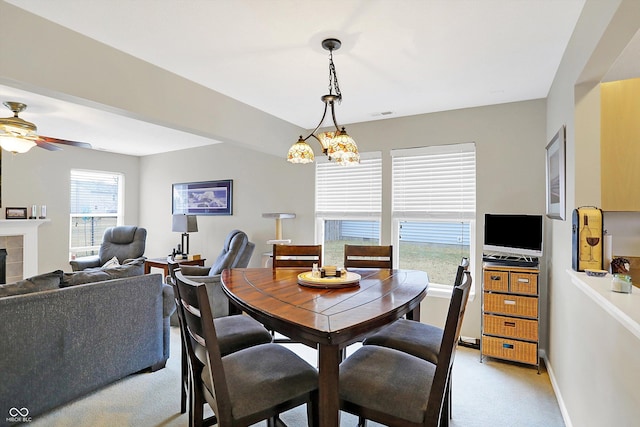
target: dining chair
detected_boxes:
[272,244,322,269]
[362,258,470,420]
[339,270,472,426]
[174,271,319,427]
[270,244,321,343]
[168,261,273,426]
[343,244,393,269]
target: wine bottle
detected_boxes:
[580,215,591,262]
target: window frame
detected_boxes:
[314,152,382,263]
[391,143,477,297]
[69,169,124,259]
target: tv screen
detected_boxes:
[483,214,543,258]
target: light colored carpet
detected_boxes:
[29,327,564,426]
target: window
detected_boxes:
[69,170,123,259]
[315,152,382,266]
[391,143,476,292]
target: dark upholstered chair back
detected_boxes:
[208,229,255,275]
[99,226,147,265]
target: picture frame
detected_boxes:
[545,125,566,220]
[6,207,28,220]
[172,179,233,216]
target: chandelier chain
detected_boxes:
[328,50,342,102]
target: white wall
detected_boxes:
[0,124,315,276]
[139,143,315,267]
[546,1,640,425]
[342,99,547,341]
[1,145,140,273]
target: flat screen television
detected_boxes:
[483,214,543,258]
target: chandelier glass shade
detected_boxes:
[326,127,359,165]
[287,136,315,164]
[287,38,360,166]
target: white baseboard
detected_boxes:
[541,350,573,427]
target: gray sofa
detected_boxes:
[0,271,174,424]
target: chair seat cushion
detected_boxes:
[195,315,272,363]
[201,343,317,420]
[339,345,435,424]
[363,318,443,364]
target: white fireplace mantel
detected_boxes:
[0,219,50,278]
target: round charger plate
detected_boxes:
[297,271,361,288]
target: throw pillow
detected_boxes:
[101,256,120,269]
[0,270,64,297]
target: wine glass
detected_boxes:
[586,236,600,262]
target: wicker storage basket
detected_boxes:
[483,270,509,292]
[483,293,537,318]
[483,314,538,341]
[509,272,538,295]
[482,335,538,365]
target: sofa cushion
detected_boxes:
[0,270,64,297]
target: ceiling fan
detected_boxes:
[0,101,92,153]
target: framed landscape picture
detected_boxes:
[545,125,566,220]
[172,179,233,216]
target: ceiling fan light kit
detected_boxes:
[287,38,360,166]
[0,101,92,154]
[0,102,39,153]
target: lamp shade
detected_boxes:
[172,214,198,233]
[287,137,315,164]
[327,128,359,165]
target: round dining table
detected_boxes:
[221,267,429,427]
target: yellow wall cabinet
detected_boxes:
[601,78,640,211]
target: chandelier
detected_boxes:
[287,38,360,166]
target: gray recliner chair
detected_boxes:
[69,226,147,275]
[178,229,255,318]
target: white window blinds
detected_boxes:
[69,170,123,257]
[315,152,382,218]
[70,170,122,215]
[392,143,476,219]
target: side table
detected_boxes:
[144,257,206,277]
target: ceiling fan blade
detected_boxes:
[35,139,63,151]
[39,135,92,149]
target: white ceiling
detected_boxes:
[0,0,607,156]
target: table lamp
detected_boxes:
[172,214,198,256]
